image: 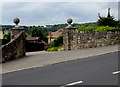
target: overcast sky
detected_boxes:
[1,2,118,26]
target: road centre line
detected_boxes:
[112,71,120,75]
[60,81,83,87]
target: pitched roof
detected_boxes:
[49,29,63,38]
[26,35,39,40]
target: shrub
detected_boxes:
[76,25,86,31]
[76,25,119,32]
[57,45,64,51]
[84,26,97,31]
[3,33,11,40]
[47,45,63,52]
[27,27,48,42]
[49,35,63,47]
[95,26,117,32]
[76,25,98,31]
[47,47,58,52]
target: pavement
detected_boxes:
[1,45,119,74]
[2,52,118,85]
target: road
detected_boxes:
[2,45,118,74]
[2,52,119,86]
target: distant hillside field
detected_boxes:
[0,31,3,39]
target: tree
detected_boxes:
[118,20,120,27]
[97,8,118,27]
[28,27,48,42]
[28,27,42,37]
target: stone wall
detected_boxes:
[63,29,120,50]
[0,31,26,62]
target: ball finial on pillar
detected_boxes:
[11,18,24,39]
[13,18,20,27]
[67,18,73,25]
[66,18,74,29]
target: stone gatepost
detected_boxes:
[11,18,26,57]
[63,18,76,50]
[11,18,25,39]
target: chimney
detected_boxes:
[48,31,51,43]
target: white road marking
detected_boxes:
[112,71,120,75]
[60,81,83,87]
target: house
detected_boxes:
[26,35,48,44]
[48,29,63,43]
[26,35,39,43]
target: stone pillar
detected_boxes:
[11,18,24,39]
[11,18,26,57]
[63,18,76,51]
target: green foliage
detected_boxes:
[76,25,98,31]
[76,25,119,32]
[97,16,118,27]
[47,46,63,52]
[47,35,63,52]
[79,22,97,27]
[43,34,48,42]
[85,26,97,31]
[3,33,11,40]
[26,23,96,37]
[47,47,58,51]
[97,8,118,27]
[28,27,42,37]
[76,25,86,31]
[27,27,48,42]
[95,26,116,32]
[117,21,120,28]
[50,35,63,47]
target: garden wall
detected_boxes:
[1,39,10,45]
[63,29,120,50]
[0,32,26,62]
